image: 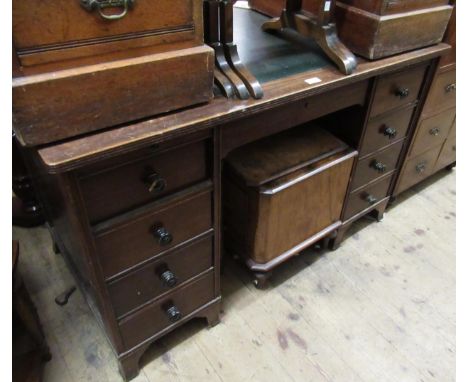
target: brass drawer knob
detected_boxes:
[80,0,135,20]
[143,171,167,193]
[383,125,398,139]
[153,227,173,246]
[395,87,410,99]
[415,163,426,174]
[429,128,440,136]
[165,305,182,323]
[159,269,178,288]
[371,160,387,173]
[445,83,456,93]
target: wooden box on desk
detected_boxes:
[223,125,356,272]
[13,0,213,146]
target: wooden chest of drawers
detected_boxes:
[13,0,214,146]
[223,125,356,286]
[28,130,221,381]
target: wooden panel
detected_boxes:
[351,140,404,191]
[224,152,354,265]
[108,235,213,318]
[371,65,426,117]
[13,45,214,147]
[335,4,453,60]
[409,108,455,158]
[80,139,208,224]
[337,0,450,15]
[439,2,456,68]
[94,189,212,278]
[119,271,215,349]
[434,119,456,172]
[423,69,456,115]
[343,175,393,221]
[360,106,414,157]
[395,146,441,193]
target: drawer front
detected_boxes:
[119,271,215,349]
[371,65,426,117]
[351,141,405,191]
[108,236,213,318]
[361,106,414,157]
[338,0,450,15]
[396,146,441,193]
[81,140,208,224]
[344,175,392,221]
[95,189,212,279]
[14,0,199,51]
[410,108,455,157]
[424,69,456,114]
[434,120,456,172]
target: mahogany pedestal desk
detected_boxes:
[20,8,450,381]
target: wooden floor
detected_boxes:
[13,170,456,382]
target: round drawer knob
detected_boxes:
[429,128,440,136]
[395,87,410,99]
[143,172,167,193]
[366,194,378,205]
[383,126,398,139]
[166,305,182,323]
[445,83,456,93]
[371,160,387,173]
[160,269,178,288]
[153,227,173,246]
[415,163,426,174]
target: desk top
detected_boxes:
[37,8,450,173]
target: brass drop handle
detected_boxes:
[165,304,182,323]
[80,0,135,20]
[143,172,167,193]
[158,269,178,288]
[395,87,410,99]
[415,163,426,174]
[153,227,173,246]
[383,125,398,139]
[366,194,378,205]
[445,83,456,93]
[371,160,387,173]
[429,128,440,136]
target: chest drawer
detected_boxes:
[351,140,404,191]
[396,146,440,193]
[119,271,215,349]
[13,0,202,67]
[434,119,456,172]
[361,106,414,157]
[80,139,209,224]
[409,107,455,157]
[370,65,426,117]
[343,175,392,221]
[94,188,212,279]
[424,69,456,115]
[108,235,213,318]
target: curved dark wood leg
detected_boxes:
[214,67,235,98]
[329,225,350,251]
[253,271,272,289]
[203,301,221,328]
[316,25,357,75]
[371,201,388,222]
[119,346,148,382]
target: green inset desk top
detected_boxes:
[234,7,333,84]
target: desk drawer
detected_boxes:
[344,175,392,221]
[397,146,440,192]
[81,139,209,224]
[351,140,404,191]
[410,108,455,157]
[119,271,215,349]
[14,0,201,67]
[108,235,213,318]
[95,189,212,279]
[434,120,456,172]
[424,69,456,114]
[370,65,426,117]
[361,106,414,157]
